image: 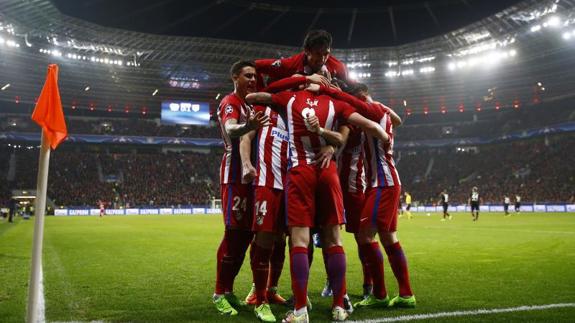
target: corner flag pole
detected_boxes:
[27,64,68,323]
[26,132,50,323]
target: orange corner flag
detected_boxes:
[31,64,68,150]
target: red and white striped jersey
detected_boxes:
[217,92,251,184]
[253,105,289,190]
[271,90,355,168]
[363,104,401,188]
[337,125,366,193]
[317,86,401,188]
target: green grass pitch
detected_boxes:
[1,212,575,322]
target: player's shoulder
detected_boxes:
[278,52,305,69]
[327,55,345,69]
[220,92,241,106]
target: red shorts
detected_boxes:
[252,186,286,233]
[221,183,254,230]
[360,185,401,232]
[285,163,345,228]
[343,191,365,233]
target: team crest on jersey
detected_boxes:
[272,59,281,67]
[225,105,234,114]
[256,214,265,225]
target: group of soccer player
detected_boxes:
[213,30,415,323]
[438,189,522,222]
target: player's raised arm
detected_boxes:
[246,92,273,105]
[347,112,389,143]
[240,130,257,183]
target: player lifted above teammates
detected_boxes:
[316,81,416,310]
[255,30,349,87]
[213,60,270,316]
[469,187,481,222]
[247,79,389,322]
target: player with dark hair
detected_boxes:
[469,187,480,221]
[440,190,451,221]
[255,30,349,87]
[316,82,416,310]
[213,60,270,316]
[246,83,389,322]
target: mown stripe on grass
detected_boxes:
[349,303,575,322]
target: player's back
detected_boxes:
[338,125,365,193]
[272,90,353,168]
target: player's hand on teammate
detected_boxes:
[305,83,321,93]
[306,73,331,87]
[242,161,256,183]
[312,145,335,168]
[246,110,271,130]
[306,115,321,133]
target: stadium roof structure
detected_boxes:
[49,0,525,49]
[0,0,575,115]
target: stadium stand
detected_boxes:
[397,134,575,205]
[3,147,219,207]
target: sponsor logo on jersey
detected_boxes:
[270,127,289,141]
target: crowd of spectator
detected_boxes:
[1,133,573,209]
[0,115,221,138]
[4,148,220,208]
[2,99,573,142]
[397,134,575,205]
[397,101,575,141]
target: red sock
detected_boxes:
[222,230,253,293]
[290,246,309,310]
[326,246,346,308]
[384,242,413,297]
[357,242,373,286]
[251,243,273,305]
[268,238,286,288]
[214,235,228,294]
[360,242,387,299]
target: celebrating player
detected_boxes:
[255,30,349,87]
[239,74,330,322]
[316,82,416,309]
[213,60,270,316]
[246,83,389,322]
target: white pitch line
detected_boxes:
[37,265,46,323]
[348,303,575,323]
